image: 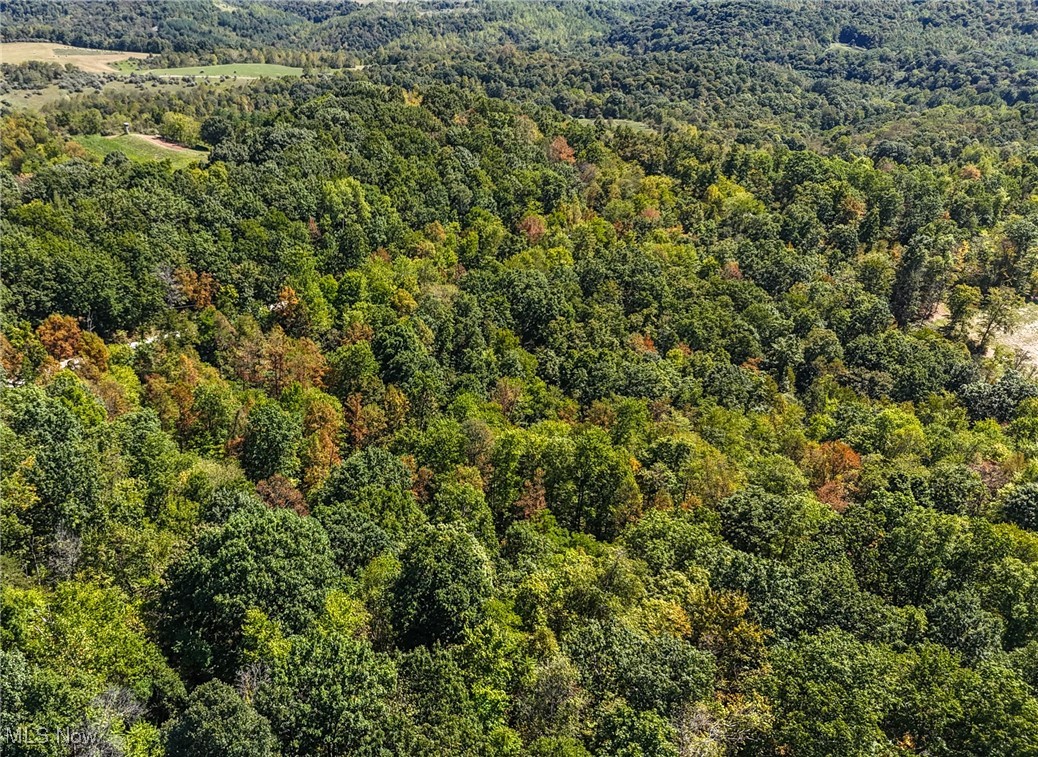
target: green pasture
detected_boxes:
[74,134,208,168]
[146,63,303,78]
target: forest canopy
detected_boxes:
[2,2,1038,756]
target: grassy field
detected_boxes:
[109,59,144,73]
[0,42,146,73]
[0,79,172,110]
[73,134,208,168]
[1,77,257,111]
[1,85,74,110]
[147,63,303,78]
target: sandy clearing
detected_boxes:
[0,42,147,73]
[993,303,1038,363]
[927,300,1038,364]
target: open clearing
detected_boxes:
[147,63,303,78]
[1,77,257,111]
[2,46,307,79]
[1,84,74,109]
[997,303,1038,364]
[0,79,157,110]
[73,134,207,168]
[927,301,1038,364]
[0,42,147,73]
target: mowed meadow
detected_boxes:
[72,133,207,167]
[146,63,303,78]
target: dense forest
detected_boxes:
[3,2,1038,756]
[4,0,1038,147]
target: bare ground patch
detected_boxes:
[0,42,147,73]
[995,303,1038,363]
[112,133,193,152]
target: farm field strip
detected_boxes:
[0,42,147,73]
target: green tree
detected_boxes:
[716,487,829,559]
[946,284,981,342]
[1002,483,1038,531]
[564,621,715,715]
[887,644,1038,756]
[159,112,202,147]
[162,507,339,679]
[166,680,279,757]
[976,286,1023,352]
[241,403,301,482]
[391,524,494,649]
[763,630,899,757]
[590,701,679,757]
[255,631,398,757]
[544,426,642,539]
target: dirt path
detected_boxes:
[107,133,193,152]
